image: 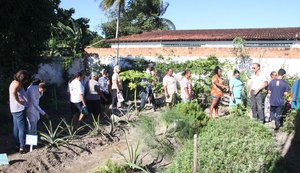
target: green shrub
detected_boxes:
[164,116,282,173]
[282,109,299,134]
[163,102,208,142]
[92,160,127,173]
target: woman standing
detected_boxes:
[209,66,228,118]
[85,72,101,117]
[229,69,243,108]
[111,65,123,109]
[69,72,87,127]
[180,70,192,103]
[26,80,48,135]
[9,70,30,153]
[98,69,111,116]
[264,71,277,122]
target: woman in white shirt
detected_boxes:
[26,80,48,135]
[9,70,30,153]
[69,72,87,127]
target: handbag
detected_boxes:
[117,92,125,103]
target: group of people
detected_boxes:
[9,70,47,153]
[8,62,300,154]
[208,62,300,132]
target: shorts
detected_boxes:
[71,102,83,115]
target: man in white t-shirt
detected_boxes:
[163,68,178,107]
[249,63,268,123]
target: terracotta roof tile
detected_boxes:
[107,27,300,42]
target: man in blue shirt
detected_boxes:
[268,69,290,132]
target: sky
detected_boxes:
[60,0,300,35]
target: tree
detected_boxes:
[0,0,57,74]
[100,0,126,39]
[100,0,175,39]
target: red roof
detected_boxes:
[107,27,300,43]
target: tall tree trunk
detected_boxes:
[115,3,121,64]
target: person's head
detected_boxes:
[182,70,191,79]
[214,66,222,76]
[101,69,108,76]
[166,68,173,76]
[147,63,154,71]
[38,82,46,93]
[277,69,286,77]
[270,71,277,80]
[252,63,261,73]
[72,72,84,82]
[114,65,121,73]
[90,71,98,80]
[14,70,30,84]
[233,69,240,78]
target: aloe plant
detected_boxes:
[85,115,104,137]
[39,120,69,148]
[61,119,85,139]
[116,133,149,172]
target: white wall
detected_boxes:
[111,40,297,48]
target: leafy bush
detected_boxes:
[92,160,127,173]
[164,116,282,173]
[282,109,299,134]
[231,104,248,117]
[163,102,208,142]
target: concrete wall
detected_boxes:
[85,47,300,76]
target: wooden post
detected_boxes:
[193,134,198,173]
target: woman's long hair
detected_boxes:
[69,72,83,83]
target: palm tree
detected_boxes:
[100,0,126,39]
[130,0,176,30]
[100,0,126,62]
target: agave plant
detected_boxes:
[116,133,149,173]
[39,120,69,148]
[61,119,86,139]
[85,115,105,137]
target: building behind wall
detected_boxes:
[85,27,300,75]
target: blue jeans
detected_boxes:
[270,105,284,129]
[12,110,26,148]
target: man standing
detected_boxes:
[268,69,289,131]
[249,63,268,123]
[140,63,157,111]
[163,68,178,108]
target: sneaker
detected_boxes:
[19,148,26,154]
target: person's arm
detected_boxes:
[230,85,235,101]
[213,78,228,89]
[184,86,190,99]
[31,87,46,115]
[255,81,268,95]
[163,78,169,97]
[79,83,87,107]
[12,81,25,105]
[112,75,120,92]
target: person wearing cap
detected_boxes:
[84,72,101,117]
[26,79,48,135]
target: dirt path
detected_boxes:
[0,109,162,173]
